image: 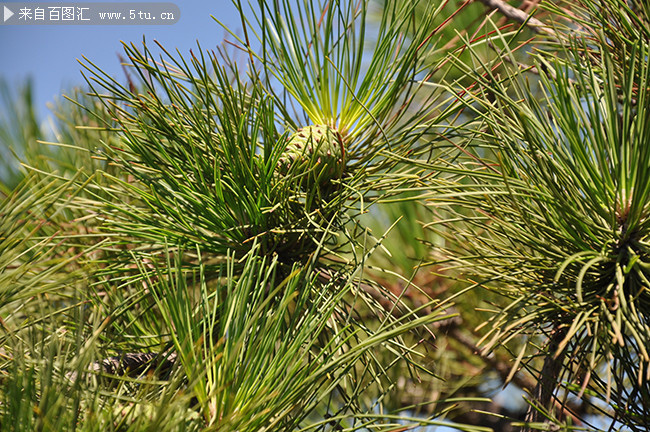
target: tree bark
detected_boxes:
[523,327,568,431]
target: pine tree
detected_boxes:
[0,0,648,431]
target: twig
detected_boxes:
[353,274,585,426]
[475,0,555,37]
[523,326,569,431]
[445,320,585,426]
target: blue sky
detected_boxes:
[0,1,243,117]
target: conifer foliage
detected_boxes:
[1,0,649,431]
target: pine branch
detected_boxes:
[475,0,554,36]
[523,326,569,431]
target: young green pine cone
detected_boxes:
[277,125,345,183]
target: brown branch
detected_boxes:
[443,320,584,426]
[523,326,570,431]
[475,0,555,36]
[351,273,586,426]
